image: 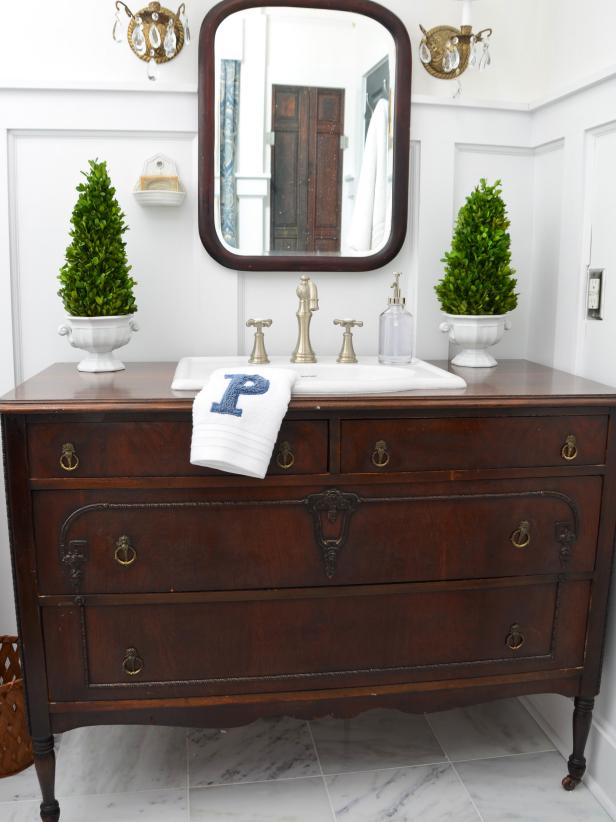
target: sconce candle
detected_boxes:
[460,0,473,27]
[113,1,189,79]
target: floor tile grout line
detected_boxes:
[311,755,452,779]
[0,785,189,806]
[306,720,338,822]
[425,712,486,822]
[189,773,327,791]
[449,759,487,822]
[449,746,557,765]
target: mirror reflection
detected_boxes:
[214,7,396,257]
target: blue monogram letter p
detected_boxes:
[211,374,270,417]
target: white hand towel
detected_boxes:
[191,367,298,479]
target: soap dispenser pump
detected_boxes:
[378,272,414,364]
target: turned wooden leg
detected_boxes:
[33,736,61,821]
[562,696,595,791]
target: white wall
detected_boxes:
[2,5,616,817]
[0,0,547,104]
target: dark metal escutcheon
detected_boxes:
[371,440,390,468]
[506,623,525,651]
[60,442,79,471]
[122,647,144,676]
[276,441,295,470]
[114,535,137,567]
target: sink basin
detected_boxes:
[171,356,466,395]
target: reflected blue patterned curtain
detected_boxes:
[220,59,241,248]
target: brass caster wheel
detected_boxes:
[562,774,580,791]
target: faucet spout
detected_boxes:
[291,275,319,363]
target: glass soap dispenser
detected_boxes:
[378,272,414,364]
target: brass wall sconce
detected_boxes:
[113,1,190,80]
[419,21,492,81]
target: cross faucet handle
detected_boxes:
[333,319,364,364]
[246,319,273,364]
[334,319,364,333]
[247,318,273,331]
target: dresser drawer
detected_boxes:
[341,415,608,473]
[43,579,590,700]
[34,477,601,594]
[27,419,328,478]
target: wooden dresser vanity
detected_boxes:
[2,360,616,821]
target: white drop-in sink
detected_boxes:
[172,356,466,395]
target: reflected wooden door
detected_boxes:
[271,85,344,253]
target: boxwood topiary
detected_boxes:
[58,159,137,317]
[435,178,518,316]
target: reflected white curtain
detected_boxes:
[347,98,389,253]
[220,59,241,248]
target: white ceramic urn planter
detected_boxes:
[58,315,139,372]
[440,314,511,368]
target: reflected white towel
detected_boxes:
[347,98,389,252]
[191,367,298,479]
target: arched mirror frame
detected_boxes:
[198,0,412,271]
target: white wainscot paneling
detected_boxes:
[526,140,565,367]
[449,144,535,362]
[9,129,237,382]
[577,123,616,386]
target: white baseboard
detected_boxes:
[520,696,616,820]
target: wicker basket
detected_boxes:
[0,636,33,777]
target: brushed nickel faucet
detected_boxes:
[291,275,319,363]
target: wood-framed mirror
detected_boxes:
[198,0,412,271]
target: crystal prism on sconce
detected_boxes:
[419,22,492,81]
[113,1,189,80]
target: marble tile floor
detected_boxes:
[0,699,612,821]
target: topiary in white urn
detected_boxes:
[58,159,138,372]
[435,178,518,367]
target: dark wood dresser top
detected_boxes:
[1,360,616,413]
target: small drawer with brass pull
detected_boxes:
[511,521,531,549]
[114,535,137,567]
[341,416,608,473]
[28,420,328,478]
[122,647,144,677]
[506,623,525,651]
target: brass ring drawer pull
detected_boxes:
[276,441,295,470]
[372,440,390,468]
[561,434,578,461]
[122,647,144,677]
[506,624,525,651]
[114,535,137,567]
[59,442,79,472]
[511,521,531,549]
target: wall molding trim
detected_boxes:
[2,64,615,116]
[7,131,23,386]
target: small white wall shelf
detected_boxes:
[133,153,186,207]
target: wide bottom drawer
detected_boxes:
[43,579,590,701]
